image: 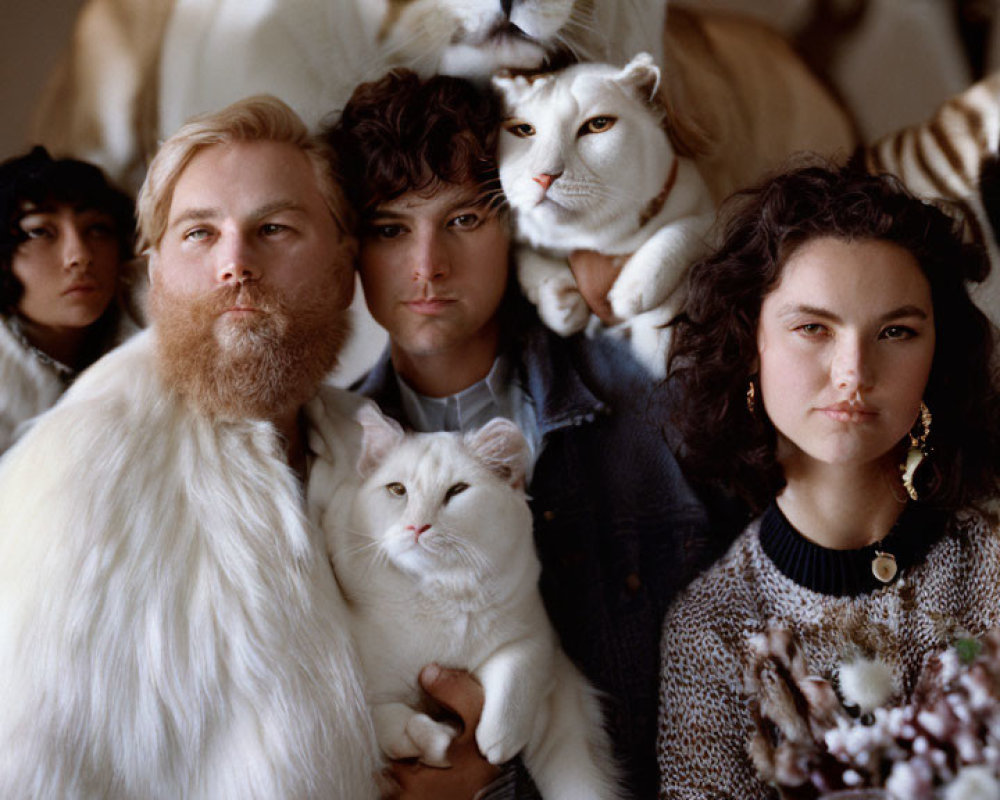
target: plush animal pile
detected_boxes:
[34,0,856,199]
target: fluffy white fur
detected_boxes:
[322,405,621,800]
[0,319,65,455]
[495,53,715,376]
[372,0,664,80]
[0,329,381,799]
[0,308,140,456]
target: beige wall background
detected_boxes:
[0,0,86,161]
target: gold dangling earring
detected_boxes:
[746,378,757,414]
[900,401,932,501]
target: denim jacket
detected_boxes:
[355,314,717,798]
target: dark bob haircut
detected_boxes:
[668,161,1000,514]
[323,69,504,217]
[0,146,134,312]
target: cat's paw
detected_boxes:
[475,710,533,766]
[406,713,457,768]
[537,279,589,336]
[607,271,655,319]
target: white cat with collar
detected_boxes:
[494,53,717,376]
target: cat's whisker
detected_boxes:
[557,9,601,62]
[379,17,455,73]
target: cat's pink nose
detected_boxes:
[406,524,432,541]
[532,172,560,191]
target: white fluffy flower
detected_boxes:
[886,758,934,800]
[839,657,897,713]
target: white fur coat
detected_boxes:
[0,317,66,455]
[0,329,381,799]
[0,308,142,456]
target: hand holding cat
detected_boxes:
[385,664,502,800]
[568,250,627,325]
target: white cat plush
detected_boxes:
[494,52,716,376]
[324,405,621,800]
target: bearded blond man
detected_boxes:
[0,96,382,799]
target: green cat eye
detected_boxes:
[444,482,469,503]
[386,482,406,497]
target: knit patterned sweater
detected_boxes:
[657,503,1000,799]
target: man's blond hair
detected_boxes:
[136,95,352,252]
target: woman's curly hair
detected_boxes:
[323,69,504,217]
[0,146,134,313]
[669,161,1000,514]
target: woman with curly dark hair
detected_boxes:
[0,146,139,453]
[658,163,1000,798]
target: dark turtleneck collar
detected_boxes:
[759,501,949,597]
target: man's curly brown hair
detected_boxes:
[323,69,504,217]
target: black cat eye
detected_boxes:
[444,482,469,503]
[504,121,535,138]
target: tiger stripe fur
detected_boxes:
[862,72,1000,325]
[863,72,1000,204]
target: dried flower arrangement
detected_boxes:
[744,628,1000,800]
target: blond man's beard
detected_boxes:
[150,278,350,421]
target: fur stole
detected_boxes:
[0,316,66,455]
[0,306,142,456]
[0,329,381,799]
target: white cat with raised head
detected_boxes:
[324,405,621,800]
[495,52,716,376]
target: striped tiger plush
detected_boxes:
[33,0,856,203]
[861,72,1000,324]
[863,72,1000,212]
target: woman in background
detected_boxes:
[0,146,137,453]
[658,163,1000,798]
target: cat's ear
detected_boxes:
[465,418,530,490]
[492,71,546,108]
[356,403,406,479]
[618,52,661,104]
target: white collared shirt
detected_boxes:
[394,355,541,479]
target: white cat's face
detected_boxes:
[366,0,578,78]
[352,410,532,580]
[494,54,674,243]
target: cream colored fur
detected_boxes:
[496,53,715,376]
[321,406,621,800]
[30,0,172,189]
[658,7,856,202]
[34,1,853,201]
[0,305,140,456]
[0,329,382,799]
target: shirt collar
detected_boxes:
[395,354,513,434]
